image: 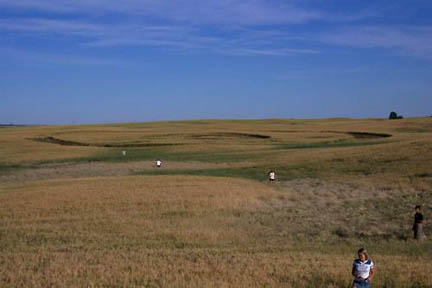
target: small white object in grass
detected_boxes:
[156,160,162,167]
[122,150,126,156]
[269,171,276,182]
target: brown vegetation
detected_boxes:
[1,118,431,287]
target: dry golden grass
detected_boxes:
[0,126,103,164]
[2,118,431,166]
[1,176,431,287]
[1,118,432,287]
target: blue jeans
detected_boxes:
[352,279,370,288]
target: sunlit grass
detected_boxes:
[0,176,431,287]
[1,118,432,287]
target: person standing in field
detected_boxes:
[351,248,374,288]
[268,170,276,183]
[156,159,162,168]
[413,205,425,240]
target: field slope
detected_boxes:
[1,118,431,287]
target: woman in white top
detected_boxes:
[352,248,374,288]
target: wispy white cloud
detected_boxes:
[217,48,319,56]
[0,47,127,67]
[316,26,432,58]
[0,0,320,25]
[275,65,387,81]
[0,18,102,36]
[0,18,319,56]
[1,1,431,59]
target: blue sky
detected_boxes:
[1,0,431,124]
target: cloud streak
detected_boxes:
[0,18,320,56]
[0,47,127,67]
[0,0,320,25]
[316,26,432,58]
[1,1,432,59]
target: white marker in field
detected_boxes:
[122,150,127,156]
[156,159,162,168]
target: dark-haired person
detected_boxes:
[351,248,374,288]
[413,205,425,240]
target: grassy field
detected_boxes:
[0,118,431,287]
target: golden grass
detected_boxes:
[1,176,431,287]
[0,126,103,164]
[1,118,431,165]
[1,118,432,287]
[2,250,430,287]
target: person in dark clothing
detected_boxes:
[413,205,425,240]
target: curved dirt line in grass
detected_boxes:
[187,132,270,139]
[29,132,389,151]
[28,132,271,148]
[29,132,271,148]
[30,136,181,148]
[267,130,392,139]
[345,131,392,139]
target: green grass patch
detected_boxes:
[1,147,271,171]
[133,164,319,182]
[0,163,23,173]
[0,163,39,173]
[40,148,268,165]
